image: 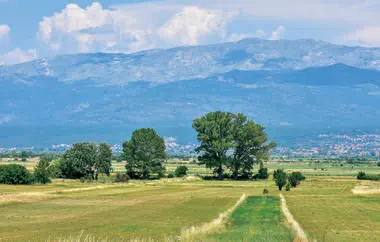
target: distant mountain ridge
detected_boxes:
[2,38,380,85]
[1,38,380,147]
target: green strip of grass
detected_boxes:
[205,196,292,241]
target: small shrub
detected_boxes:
[263,188,269,195]
[377,162,380,167]
[257,162,269,179]
[0,164,34,184]
[288,171,305,187]
[175,166,188,177]
[114,173,130,183]
[357,171,366,180]
[167,172,175,178]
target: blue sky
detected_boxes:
[0,0,380,65]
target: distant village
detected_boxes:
[1,133,380,159]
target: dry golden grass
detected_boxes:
[352,181,380,195]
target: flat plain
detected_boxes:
[0,159,379,241]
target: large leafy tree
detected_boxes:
[192,111,236,180]
[193,111,276,180]
[61,142,112,180]
[231,113,277,179]
[123,128,166,179]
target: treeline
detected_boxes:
[1,111,308,186]
[0,143,112,184]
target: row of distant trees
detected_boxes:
[0,111,279,183]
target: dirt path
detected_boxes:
[280,194,309,242]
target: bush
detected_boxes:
[114,173,130,183]
[257,162,269,179]
[167,172,175,178]
[357,171,366,179]
[263,188,269,195]
[357,171,380,181]
[0,164,34,184]
[288,172,305,187]
[377,162,380,167]
[175,166,188,177]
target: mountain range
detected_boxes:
[1,38,380,147]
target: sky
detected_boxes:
[0,0,380,65]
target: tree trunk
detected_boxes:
[233,171,238,180]
[217,164,223,180]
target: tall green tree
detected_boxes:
[192,111,236,180]
[34,156,52,184]
[274,169,287,191]
[62,142,97,179]
[95,143,112,180]
[231,113,276,179]
[123,128,166,179]
[61,142,112,180]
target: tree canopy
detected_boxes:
[61,142,112,179]
[193,111,276,180]
[123,128,167,179]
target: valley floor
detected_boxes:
[0,164,379,241]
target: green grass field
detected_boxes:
[204,196,292,241]
[0,159,379,241]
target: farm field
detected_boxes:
[0,159,379,241]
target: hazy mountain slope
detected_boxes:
[1,38,380,146]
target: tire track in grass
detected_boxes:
[280,194,309,242]
[180,193,247,240]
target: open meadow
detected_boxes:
[0,159,379,241]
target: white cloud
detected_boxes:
[3,0,378,65]
[344,27,380,47]
[269,26,285,40]
[36,2,238,56]
[0,48,38,65]
[158,6,236,46]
